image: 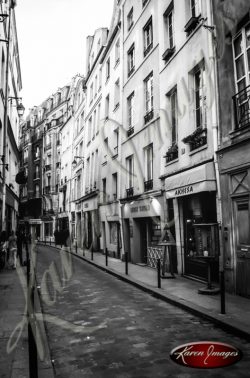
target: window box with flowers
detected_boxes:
[182,127,207,152]
[165,143,178,163]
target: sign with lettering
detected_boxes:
[175,186,193,196]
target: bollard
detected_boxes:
[157,258,161,289]
[44,238,46,245]
[105,248,108,266]
[75,241,78,254]
[220,271,226,314]
[27,243,38,378]
[50,237,51,246]
[125,252,128,275]
[91,248,93,261]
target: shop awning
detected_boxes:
[165,162,216,198]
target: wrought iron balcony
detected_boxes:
[126,187,134,198]
[33,173,40,180]
[233,84,250,130]
[144,179,153,192]
[182,127,207,152]
[56,162,61,168]
[165,144,178,163]
[127,127,134,137]
[144,109,154,124]
[144,42,153,57]
[45,164,51,171]
[128,66,135,78]
[44,186,51,194]
[45,143,51,150]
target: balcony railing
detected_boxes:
[44,186,51,194]
[127,126,134,137]
[144,109,154,124]
[33,173,40,180]
[45,164,51,171]
[45,143,52,150]
[126,187,134,198]
[233,84,250,130]
[182,127,207,152]
[128,66,135,78]
[144,42,153,57]
[56,162,61,168]
[165,144,178,163]
[144,179,153,192]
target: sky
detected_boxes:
[15,0,114,113]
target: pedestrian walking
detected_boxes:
[8,231,17,269]
[17,230,23,266]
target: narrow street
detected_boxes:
[35,245,250,378]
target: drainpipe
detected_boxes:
[205,2,224,274]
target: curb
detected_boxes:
[39,244,250,342]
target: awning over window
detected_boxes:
[165,162,217,198]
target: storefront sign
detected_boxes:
[131,205,150,213]
[175,186,194,196]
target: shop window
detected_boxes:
[232,24,250,130]
[235,199,250,246]
[143,17,153,57]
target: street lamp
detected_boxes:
[8,96,25,117]
[72,156,84,169]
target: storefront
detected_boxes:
[80,194,100,251]
[218,140,250,298]
[165,162,219,282]
[122,194,165,265]
[99,200,122,258]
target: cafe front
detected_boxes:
[122,194,165,265]
[165,162,220,282]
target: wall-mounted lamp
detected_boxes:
[8,96,25,117]
[72,156,84,168]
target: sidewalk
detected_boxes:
[52,244,250,341]
[0,261,54,378]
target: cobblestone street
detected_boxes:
[35,245,250,378]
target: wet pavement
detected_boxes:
[35,245,250,378]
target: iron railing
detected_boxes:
[233,84,250,130]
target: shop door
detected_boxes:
[234,197,250,297]
[87,212,92,249]
[140,220,148,264]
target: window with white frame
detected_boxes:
[190,0,200,18]
[93,109,96,138]
[114,79,120,109]
[144,144,153,183]
[127,92,135,129]
[99,67,102,89]
[88,116,92,143]
[106,58,110,81]
[127,44,135,77]
[97,103,101,133]
[105,94,110,119]
[233,24,250,129]
[90,83,94,102]
[168,87,178,144]
[126,155,134,189]
[144,72,153,115]
[143,17,153,56]
[164,2,175,50]
[115,38,120,64]
[127,7,133,31]
[193,64,207,128]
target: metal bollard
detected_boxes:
[91,248,93,261]
[105,248,108,266]
[125,252,128,275]
[75,241,78,254]
[220,271,226,314]
[157,258,161,289]
[50,237,51,246]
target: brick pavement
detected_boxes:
[0,259,54,378]
[36,245,250,378]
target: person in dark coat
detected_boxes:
[16,230,23,266]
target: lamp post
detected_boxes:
[1,1,24,232]
[72,155,84,169]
